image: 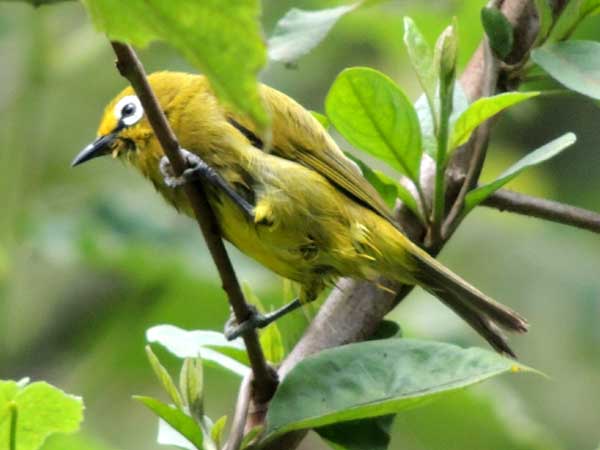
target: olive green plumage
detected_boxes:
[77,71,528,355]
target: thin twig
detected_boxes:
[109,42,277,403]
[224,372,253,450]
[482,189,600,234]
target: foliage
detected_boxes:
[265,339,529,438]
[268,2,362,65]
[2,0,600,449]
[0,379,83,450]
[465,133,577,213]
[81,0,269,130]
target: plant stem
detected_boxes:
[109,42,277,403]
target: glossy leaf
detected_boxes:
[147,325,250,377]
[403,17,436,113]
[265,339,529,437]
[326,67,422,182]
[158,418,197,450]
[450,91,540,150]
[481,7,514,58]
[81,0,268,129]
[346,154,422,221]
[317,415,394,450]
[465,133,576,213]
[0,381,83,450]
[135,396,204,450]
[146,345,185,410]
[532,41,600,100]
[268,3,360,64]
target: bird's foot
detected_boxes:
[224,298,303,341]
[224,305,270,341]
[159,149,212,188]
[159,149,255,219]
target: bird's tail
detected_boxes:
[392,236,528,357]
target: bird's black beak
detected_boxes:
[71,131,119,167]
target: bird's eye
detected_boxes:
[121,103,136,117]
[114,95,144,127]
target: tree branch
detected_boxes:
[482,189,600,234]
[109,42,278,403]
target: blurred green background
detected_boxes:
[1,1,599,449]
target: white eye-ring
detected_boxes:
[114,95,144,127]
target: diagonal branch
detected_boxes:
[109,42,278,404]
[482,189,600,234]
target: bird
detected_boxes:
[73,71,528,356]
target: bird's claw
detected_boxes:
[159,149,209,188]
[224,305,270,341]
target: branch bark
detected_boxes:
[482,189,600,234]
[109,42,278,404]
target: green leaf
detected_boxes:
[80,0,268,130]
[146,345,185,410]
[533,0,553,45]
[548,0,600,41]
[481,7,514,58]
[311,111,330,129]
[532,41,600,100]
[180,358,204,421]
[464,132,576,213]
[210,416,227,450]
[326,67,423,182]
[316,415,394,450]
[450,91,540,150]
[415,83,469,157]
[147,325,250,377]
[268,3,361,64]
[134,396,204,450]
[403,17,436,115]
[265,339,530,438]
[0,381,83,450]
[260,322,285,364]
[345,154,422,221]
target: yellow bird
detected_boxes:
[73,71,527,356]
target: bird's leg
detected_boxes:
[160,149,255,219]
[224,298,304,341]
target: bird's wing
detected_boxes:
[224,85,396,223]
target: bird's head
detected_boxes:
[72,72,192,170]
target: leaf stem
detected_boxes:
[109,42,278,404]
